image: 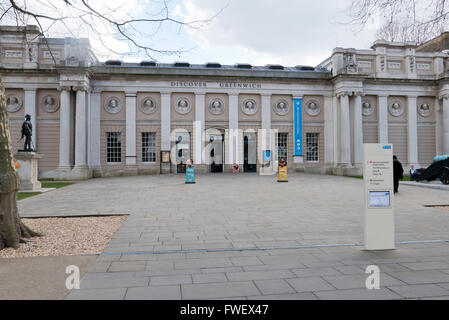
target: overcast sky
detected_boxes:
[169,0,380,67]
[2,0,381,67]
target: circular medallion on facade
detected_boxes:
[362,101,375,116]
[418,103,432,117]
[141,97,157,114]
[41,95,60,113]
[241,99,258,115]
[273,99,290,116]
[175,97,192,115]
[6,94,23,113]
[305,100,321,116]
[104,96,122,114]
[389,101,404,117]
[208,98,225,115]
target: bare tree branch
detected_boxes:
[0,0,226,62]
[348,0,449,43]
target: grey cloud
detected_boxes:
[184,0,379,65]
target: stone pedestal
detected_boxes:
[14,151,42,191]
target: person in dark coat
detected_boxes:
[393,155,404,193]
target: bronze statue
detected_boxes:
[20,114,34,152]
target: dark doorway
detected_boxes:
[210,134,224,173]
[176,131,190,173]
[244,134,257,173]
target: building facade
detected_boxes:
[2,25,449,179]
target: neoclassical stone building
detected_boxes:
[2,25,449,179]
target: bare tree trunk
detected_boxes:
[0,79,40,250]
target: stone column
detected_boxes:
[24,89,37,150]
[339,92,351,166]
[407,96,419,166]
[435,97,443,156]
[228,93,239,171]
[88,90,101,174]
[57,86,71,172]
[260,94,272,174]
[194,92,205,167]
[332,95,339,165]
[324,95,334,173]
[125,92,137,174]
[261,94,271,150]
[161,92,171,173]
[378,95,389,144]
[353,93,364,167]
[442,95,449,155]
[72,86,90,179]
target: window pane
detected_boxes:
[276,133,288,161]
[142,132,156,163]
[306,133,319,162]
[106,132,121,163]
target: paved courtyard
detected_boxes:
[19,173,449,299]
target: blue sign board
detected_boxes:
[263,150,271,162]
[294,98,303,156]
[186,167,195,184]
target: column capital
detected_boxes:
[160,91,172,96]
[293,94,303,100]
[353,92,365,97]
[57,86,71,92]
[336,91,352,98]
[194,91,206,96]
[73,85,88,92]
[125,92,137,98]
[439,94,449,100]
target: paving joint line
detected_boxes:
[102,239,449,256]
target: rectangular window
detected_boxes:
[106,132,121,163]
[276,133,288,161]
[306,133,319,162]
[142,132,156,163]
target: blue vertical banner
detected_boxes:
[294,98,303,156]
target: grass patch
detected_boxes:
[18,192,41,200]
[17,181,74,200]
[41,182,74,189]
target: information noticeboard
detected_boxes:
[161,151,170,163]
[363,144,395,250]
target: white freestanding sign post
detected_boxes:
[363,143,395,250]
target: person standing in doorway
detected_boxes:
[393,155,404,194]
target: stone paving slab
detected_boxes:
[25,173,449,300]
[181,282,260,300]
[0,255,96,300]
[388,284,449,298]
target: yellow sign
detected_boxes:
[278,166,288,182]
[161,151,170,163]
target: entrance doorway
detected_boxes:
[244,133,257,173]
[175,131,190,173]
[209,134,224,173]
